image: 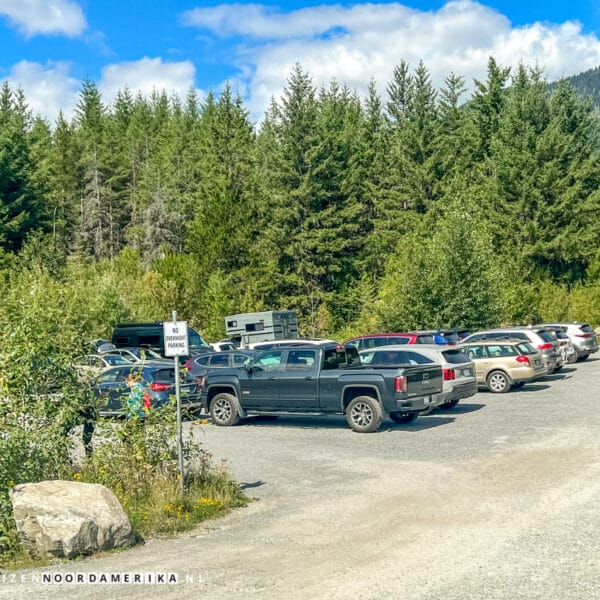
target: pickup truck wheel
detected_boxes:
[486,370,511,393]
[210,393,241,426]
[346,396,383,433]
[389,411,418,423]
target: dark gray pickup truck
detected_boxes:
[199,342,442,432]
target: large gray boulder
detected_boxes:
[9,480,135,559]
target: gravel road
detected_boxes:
[3,358,600,600]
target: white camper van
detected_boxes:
[224,311,299,348]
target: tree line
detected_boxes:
[1,57,599,342]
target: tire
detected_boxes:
[346,396,383,433]
[567,352,578,364]
[439,400,459,410]
[486,370,511,393]
[209,393,241,426]
[577,354,589,362]
[389,411,419,423]
[511,381,526,389]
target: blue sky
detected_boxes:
[2,0,600,123]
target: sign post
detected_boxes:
[163,311,189,493]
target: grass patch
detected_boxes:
[1,411,248,568]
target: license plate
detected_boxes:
[424,396,432,405]
[462,368,472,377]
[534,360,540,365]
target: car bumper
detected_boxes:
[396,394,439,413]
[445,380,478,402]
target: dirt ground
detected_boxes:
[2,358,600,600]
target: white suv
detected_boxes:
[542,322,598,361]
[359,344,477,409]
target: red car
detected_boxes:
[345,332,448,351]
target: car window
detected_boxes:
[508,332,526,340]
[416,335,435,344]
[442,349,471,364]
[97,369,121,383]
[487,345,517,357]
[580,324,594,334]
[442,333,460,343]
[407,352,435,364]
[103,354,130,365]
[361,350,411,365]
[233,354,250,366]
[517,342,538,355]
[388,336,410,345]
[209,355,230,367]
[195,355,210,366]
[537,331,554,343]
[463,346,486,360]
[285,350,316,371]
[467,334,483,342]
[152,368,176,382]
[255,351,283,371]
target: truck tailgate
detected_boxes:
[404,365,442,397]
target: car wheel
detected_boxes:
[486,370,511,393]
[438,400,459,410]
[567,352,578,364]
[209,393,241,426]
[577,354,589,362]
[389,411,419,423]
[511,381,526,389]
[346,396,383,433]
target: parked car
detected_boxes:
[111,321,212,357]
[359,344,477,409]
[437,328,472,345]
[184,349,259,376]
[537,325,577,365]
[461,327,560,374]
[345,332,447,350]
[541,322,598,361]
[91,361,203,417]
[458,340,546,393]
[99,346,168,363]
[248,338,337,351]
[199,342,443,432]
[210,341,237,352]
[74,353,132,380]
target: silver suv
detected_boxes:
[542,322,598,361]
[359,344,477,409]
[462,327,560,374]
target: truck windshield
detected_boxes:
[189,329,210,350]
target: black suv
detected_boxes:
[111,322,212,357]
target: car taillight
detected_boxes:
[442,368,456,381]
[516,355,530,365]
[150,382,171,392]
[538,343,553,350]
[395,375,407,393]
[576,333,592,338]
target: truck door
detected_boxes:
[278,349,318,410]
[239,350,283,410]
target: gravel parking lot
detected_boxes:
[3,358,600,600]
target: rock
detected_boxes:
[9,480,135,559]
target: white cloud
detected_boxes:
[183,0,600,120]
[0,0,86,37]
[7,60,80,123]
[99,57,198,104]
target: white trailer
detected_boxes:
[224,311,299,347]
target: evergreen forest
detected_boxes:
[1,57,600,346]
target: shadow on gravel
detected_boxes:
[514,384,552,392]
[239,480,266,490]
[434,402,486,415]
[245,415,350,429]
[384,416,456,432]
